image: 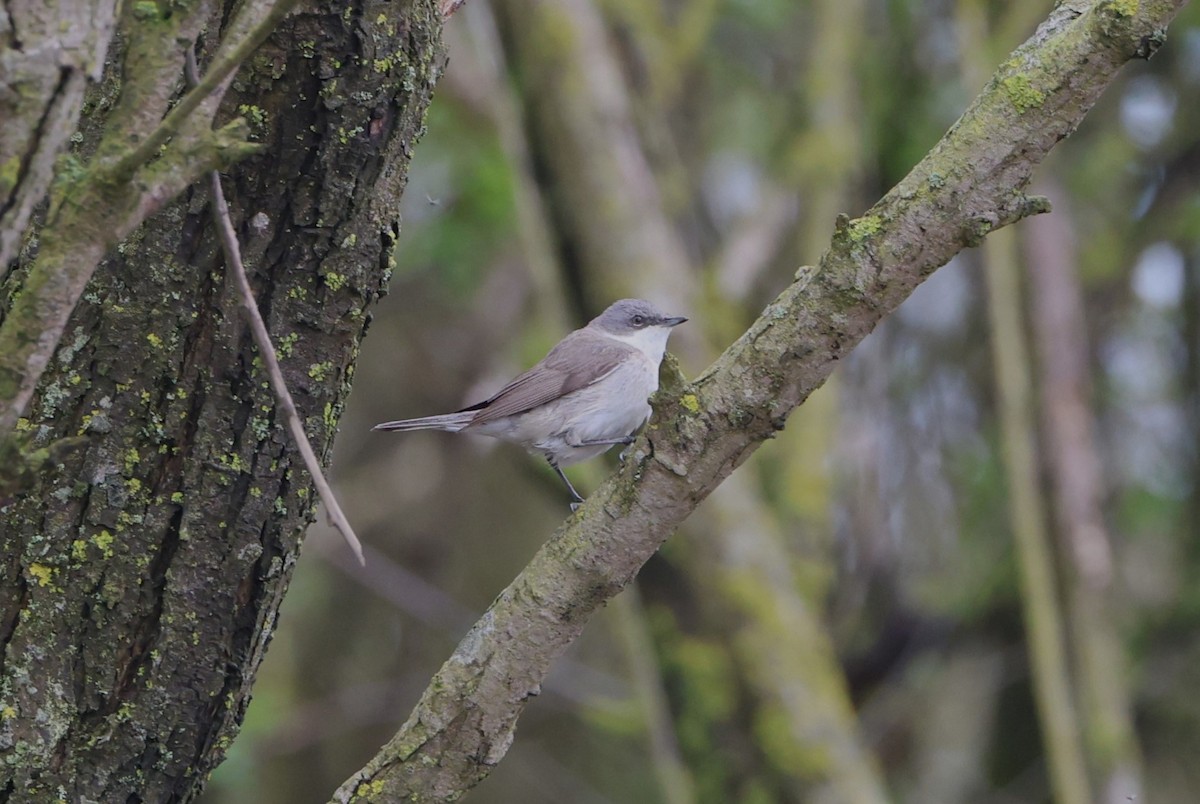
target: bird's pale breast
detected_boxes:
[473,351,659,466]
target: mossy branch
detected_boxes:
[330,1,1186,801]
[132,120,265,220]
[108,0,302,182]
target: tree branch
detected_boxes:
[206,169,364,565]
[495,0,886,795]
[107,0,301,181]
[331,1,1186,800]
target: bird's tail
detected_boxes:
[372,411,476,433]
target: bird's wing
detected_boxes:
[459,331,635,424]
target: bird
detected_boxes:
[373,299,687,507]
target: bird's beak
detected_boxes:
[663,316,688,327]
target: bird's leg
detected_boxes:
[547,457,585,511]
[572,436,636,448]
[578,434,642,464]
[569,434,639,464]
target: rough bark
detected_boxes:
[0,0,118,271]
[332,1,1186,801]
[0,0,445,799]
[0,0,230,435]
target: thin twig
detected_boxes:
[185,47,364,566]
[207,173,365,565]
[440,0,469,19]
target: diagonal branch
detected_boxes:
[331,1,1186,800]
[207,171,365,566]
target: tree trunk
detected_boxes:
[0,1,445,799]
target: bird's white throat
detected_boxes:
[601,325,675,362]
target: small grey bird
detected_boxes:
[374,299,687,506]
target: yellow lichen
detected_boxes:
[1002,74,1046,113]
[847,215,882,241]
[93,529,115,558]
[28,563,55,587]
[354,779,386,800]
[308,361,334,382]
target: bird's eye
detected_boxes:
[631,315,646,327]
